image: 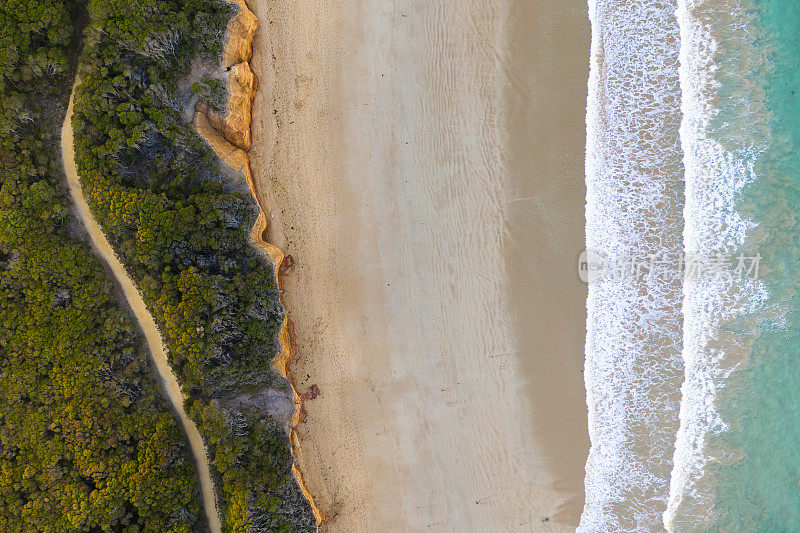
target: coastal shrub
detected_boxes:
[0,1,205,530]
[72,0,316,529]
[193,76,228,114]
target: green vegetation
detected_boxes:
[193,76,228,115]
[0,1,206,531]
[72,0,315,530]
[0,0,313,530]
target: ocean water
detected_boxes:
[584,0,800,530]
[669,0,800,530]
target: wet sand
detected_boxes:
[248,1,590,530]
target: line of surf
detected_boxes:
[664,0,769,529]
[61,80,222,533]
[580,0,685,530]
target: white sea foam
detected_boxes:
[581,1,685,530]
[664,1,769,529]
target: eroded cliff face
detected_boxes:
[223,0,257,67]
[193,1,326,528]
[194,109,250,173]
[201,61,256,150]
[195,0,257,153]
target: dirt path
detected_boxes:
[60,81,222,533]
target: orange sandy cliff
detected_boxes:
[193,0,327,528]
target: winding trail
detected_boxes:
[60,81,222,533]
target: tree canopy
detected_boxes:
[0,1,206,530]
[72,0,315,530]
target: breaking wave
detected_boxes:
[581,0,685,530]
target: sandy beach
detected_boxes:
[247,0,590,530]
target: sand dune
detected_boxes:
[247,1,590,530]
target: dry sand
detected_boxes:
[247,1,590,530]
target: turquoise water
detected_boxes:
[581,0,800,529]
[709,1,800,529]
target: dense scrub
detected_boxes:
[0,1,206,530]
[72,0,315,530]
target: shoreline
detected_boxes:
[503,0,591,521]
[247,0,591,530]
[192,0,325,526]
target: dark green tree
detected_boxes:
[72,0,316,529]
[0,1,208,531]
